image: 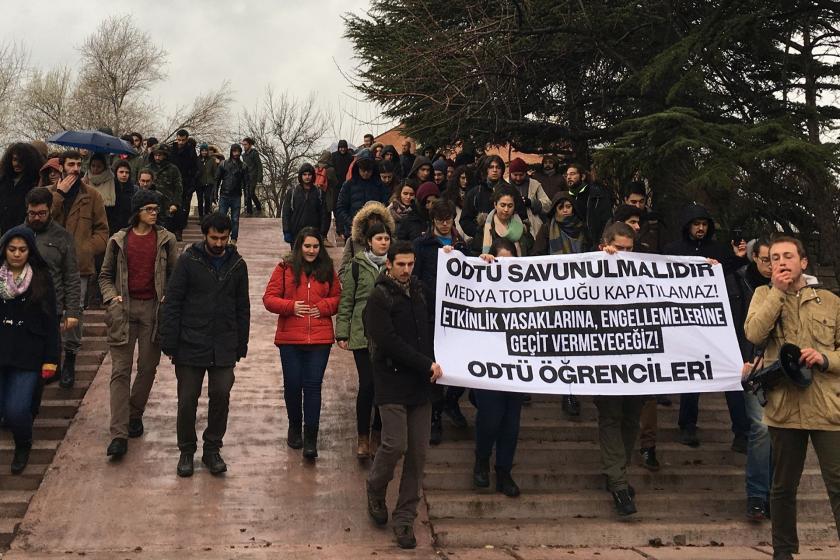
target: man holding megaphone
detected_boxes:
[744,236,840,560]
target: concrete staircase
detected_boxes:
[425,393,837,548]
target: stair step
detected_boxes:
[425,489,833,520]
[41,381,91,400]
[75,350,108,365]
[423,465,828,492]
[0,419,71,441]
[432,518,836,548]
[0,464,49,490]
[0,518,20,548]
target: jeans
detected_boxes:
[678,391,750,437]
[0,368,40,446]
[367,402,431,526]
[353,349,381,435]
[744,389,772,500]
[175,365,235,454]
[218,195,241,240]
[768,427,840,556]
[279,345,330,428]
[473,389,523,471]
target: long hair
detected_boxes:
[0,231,53,311]
[444,165,474,208]
[289,227,334,286]
[0,143,43,184]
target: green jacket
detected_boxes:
[335,253,384,350]
[144,161,183,209]
[197,156,218,186]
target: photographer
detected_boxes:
[744,236,840,560]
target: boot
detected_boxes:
[177,453,194,477]
[369,430,381,458]
[201,451,227,474]
[356,434,370,458]
[106,438,128,458]
[562,394,580,417]
[366,482,388,526]
[495,467,520,497]
[60,351,76,389]
[444,394,468,428]
[429,409,443,446]
[303,425,319,459]
[473,456,490,488]
[287,423,303,449]
[10,443,31,475]
[612,488,637,516]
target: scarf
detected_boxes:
[389,200,412,222]
[387,271,411,297]
[0,262,33,300]
[482,210,524,253]
[364,249,387,268]
[84,169,116,207]
[548,214,587,255]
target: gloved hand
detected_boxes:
[523,197,532,208]
[284,232,294,244]
[41,363,57,380]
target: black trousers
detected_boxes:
[175,365,235,454]
[352,349,381,435]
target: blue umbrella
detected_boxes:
[47,129,137,155]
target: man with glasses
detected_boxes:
[25,187,81,382]
[99,190,178,459]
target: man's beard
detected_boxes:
[206,244,225,256]
[28,218,49,232]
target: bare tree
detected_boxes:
[77,14,167,135]
[160,82,233,144]
[239,88,330,218]
[17,66,76,140]
[0,42,27,142]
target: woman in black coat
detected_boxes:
[0,225,59,474]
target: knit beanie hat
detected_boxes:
[416,182,441,204]
[432,159,448,174]
[508,157,528,174]
[131,189,162,214]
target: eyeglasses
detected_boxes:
[434,218,454,224]
[141,206,160,214]
[27,210,48,218]
[757,257,771,264]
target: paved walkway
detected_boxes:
[4,218,838,559]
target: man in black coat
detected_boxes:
[169,130,198,237]
[160,212,250,478]
[364,241,443,550]
[331,140,354,235]
[281,163,329,246]
[565,163,612,250]
[664,203,749,449]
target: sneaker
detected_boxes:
[201,452,227,475]
[678,426,700,447]
[746,496,769,521]
[444,401,468,429]
[128,417,144,438]
[731,433,748,454]
[393,525,416,549]
[612,488,638,516]
[640,447,661,471]
[176,453,194,477]
[366,484,388,526]
[562,395,581,417]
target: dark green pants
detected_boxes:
[768,427,840,556]
[594,396,644,492]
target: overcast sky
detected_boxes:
[4,1,392,143]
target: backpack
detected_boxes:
[315,167,329,192]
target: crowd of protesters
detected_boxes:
[1,131,839,558]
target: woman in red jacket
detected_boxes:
[263,227,340,459]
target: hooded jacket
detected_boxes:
[365,272,434,406]
[663,204,746,274]
[215,145,250,198]
[0,171,39,236]
[335,157,389,237]
[380,145,402,179]
[263,261,340,346]
[404,156,432,188]
[160,242,250,367]
[339,201,396,278]
[282,163,330,238]
[745,276,840,430]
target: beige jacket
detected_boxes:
[744,276,840,430]
[98,226,178,346]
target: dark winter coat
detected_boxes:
[0,174,38,236]
[365,273,434,406]
[144,160,182,211]
[282,165,330,238]
[396,201,431,241]
[242,147,263,186]
[160,242,250,367]
[400,152,416,179]
[571,182,613,250]
[169,138,199,190]
[197,155,218,187]
[215,151,250,199]
[109,180,137,235]
[0,280,60,372]
[412,230,469,318]
[663,204,746,274]
[331,150,354,184]
[404,156,431,189]
[730,262,769,362]
[30,219,81,318]
[335,165,389,237]
[459,182,494,239]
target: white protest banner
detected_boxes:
[434,250,744,395]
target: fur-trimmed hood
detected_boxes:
[350,200,395,243]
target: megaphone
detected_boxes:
[742,343,813,406]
